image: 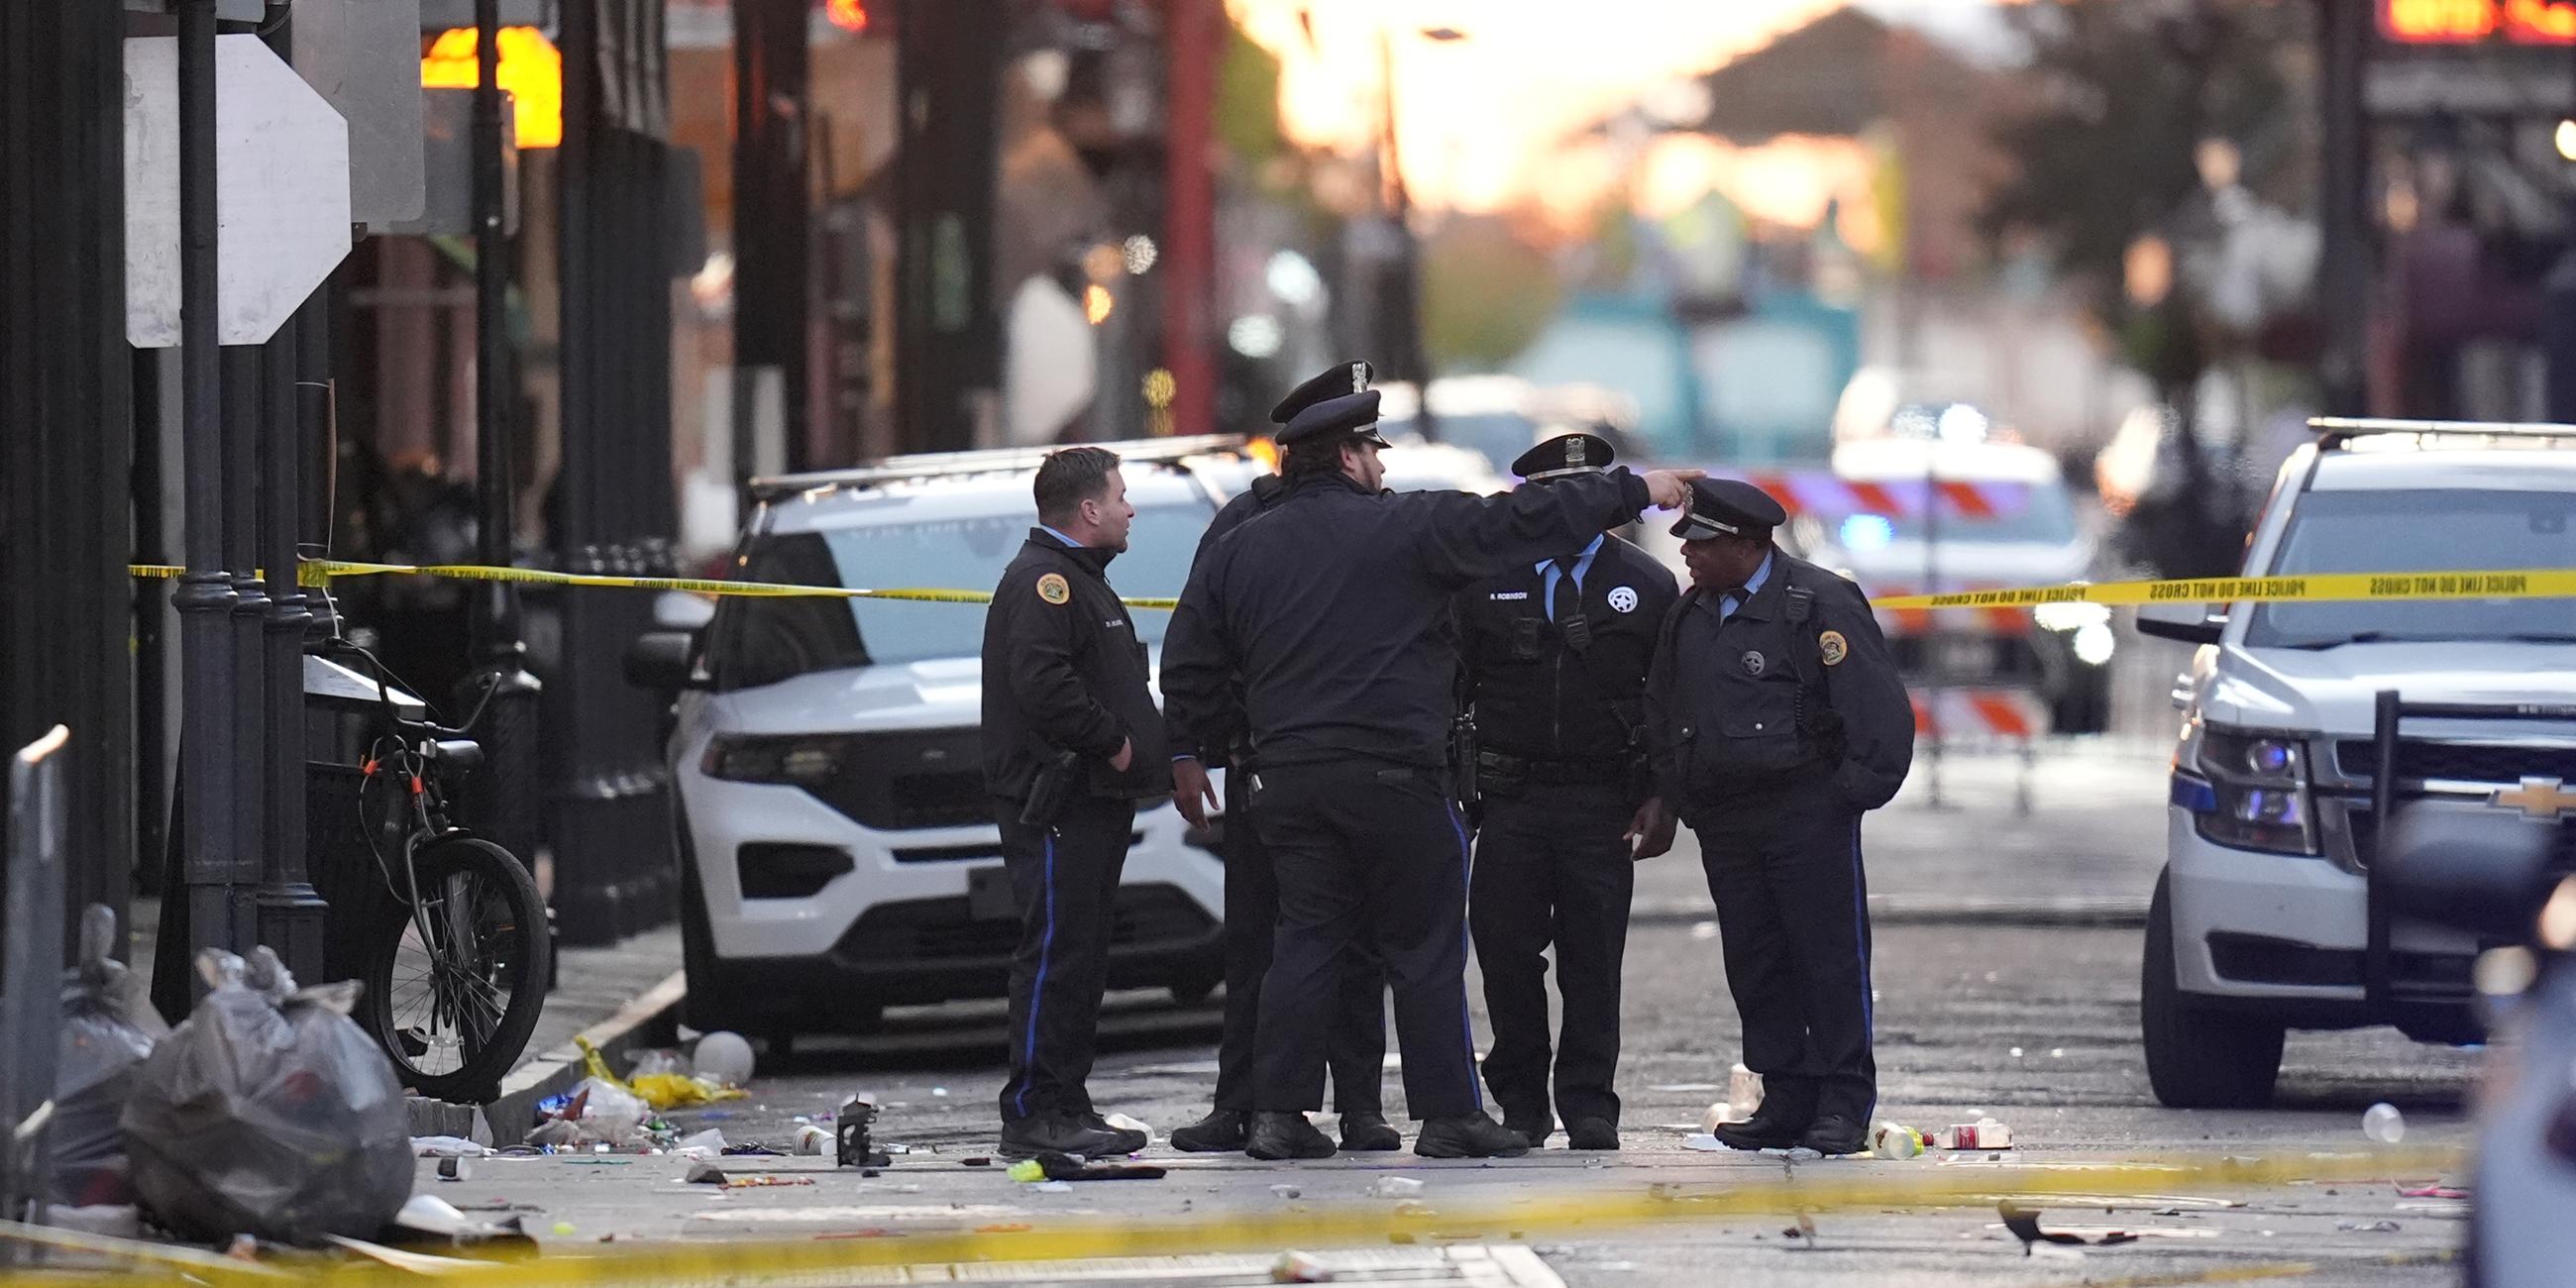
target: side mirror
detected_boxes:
[624,630,704,692]
[2380,805,2557,943]
[2135,600,2224,645]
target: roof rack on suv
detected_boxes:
[749,434,1251,502]
[2308,417,2576,450]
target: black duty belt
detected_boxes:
[1477,748,1631,787]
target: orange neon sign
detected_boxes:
[2380,0,2576,43]
[420,27,565,150]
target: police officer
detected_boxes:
[1644,479,1913,1157]
[1164,391,1701,1160]
[981,446,1168,1159]
[1167,363,1395,1155]
[1454,433,1680,1151]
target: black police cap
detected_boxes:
[1668,477,1788,540]
[1278,389,1390,449]
[1511,432,1615,482]
[1270,361,1375,425]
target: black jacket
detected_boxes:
[1643,548,1912,817]
[1163,476,1288,763]
[980,530,1172,802]
[1163,468,1653,772]
[1454,533,1678,766]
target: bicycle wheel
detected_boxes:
[361,835,552,1101]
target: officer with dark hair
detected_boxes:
[1454,433,1680,1151]
[1167,363,1396,1155]
[1644,478,1913,1158]
[982,446,1169,1159]
[1164,392,1703,1161]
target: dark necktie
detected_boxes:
[1553,555,1590,650]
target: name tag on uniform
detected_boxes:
[1489,591,1528,601]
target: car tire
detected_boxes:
[2142,870,2285,1109]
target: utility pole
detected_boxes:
[462,0,544,871]
[173,0,254,963]
[734,0,812,473]
[2316,0,2371,417]
[1163,0,1218,437]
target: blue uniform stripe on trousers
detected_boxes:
[1016,829,1059,1120]
[1850,816,1874,1120]
[1447,805,1484,1112]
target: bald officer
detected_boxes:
[1453,433,1678,1150]
[1644,478,1912,1158]
[1164,391,1702,1161]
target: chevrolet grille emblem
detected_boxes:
[2491,776,2576,821]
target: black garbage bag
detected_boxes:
[51,907,167,1209]
[121,947,413,1243]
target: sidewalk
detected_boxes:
[1630,736,2172,927]
[127,898,687,1138]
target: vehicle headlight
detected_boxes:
[2034,600,2111,632]
[2181,723,2318,856]
[701,734,851,786]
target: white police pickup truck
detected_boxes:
[627,438,1250,1045]
[2138,418,2576,1108]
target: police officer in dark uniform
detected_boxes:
[1164,391,1701,1160]
[1454,433,1680,1151]
[982,446,1170,1159]
[1167,363,1395,1155]
[1644,478,1913,1157]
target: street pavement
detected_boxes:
[421,742,2482,1285]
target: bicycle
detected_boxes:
[328,639,552,1101]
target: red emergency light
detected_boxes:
[2380,0,2576,44]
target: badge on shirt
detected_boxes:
[1036,573,1071,604]
[1607,586,1638,613]
[1489,590,1529,601]
[1742,650,1767,677]
[1819,629,1849,666]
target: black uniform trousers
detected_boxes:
[1250,760,1481,1120]
[1690,778,1876,1126]
[994,793,1138,1123]
[1213,767,1388,1115]
[1469,782,1635,1128]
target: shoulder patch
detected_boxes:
[1818,629,1849,667]
[1035,573,1071,604]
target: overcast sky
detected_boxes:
[1230,0,2023,212]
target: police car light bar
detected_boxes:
[2308,416,2576,449]
[750,434,1253,501]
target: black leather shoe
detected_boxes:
[1798,1115,1868,1156]
[1501,1116,1553,1149]
[1339,1111,1402,1151]
[1082,1112,1148,1154]
[1564,1117,1620,1150]
[1245,1112,1337,1160]
[1000,1114,1126,1160]
[1413,1111,1532,1159]
[1169,1108,1247,1153]
[1711,1110,1807,1151]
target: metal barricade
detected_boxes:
[2,725,69,1245]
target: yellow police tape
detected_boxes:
[1,1145,2468,1288]
[128,561,2576,614]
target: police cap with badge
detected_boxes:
[1510,432,1615,483]
[1279,389,1391,450]
[1668,478,1788,540]
[1272,360,1374,425]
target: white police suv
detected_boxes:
[629,438,1245,1044]
[2139,418,2576,1108]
